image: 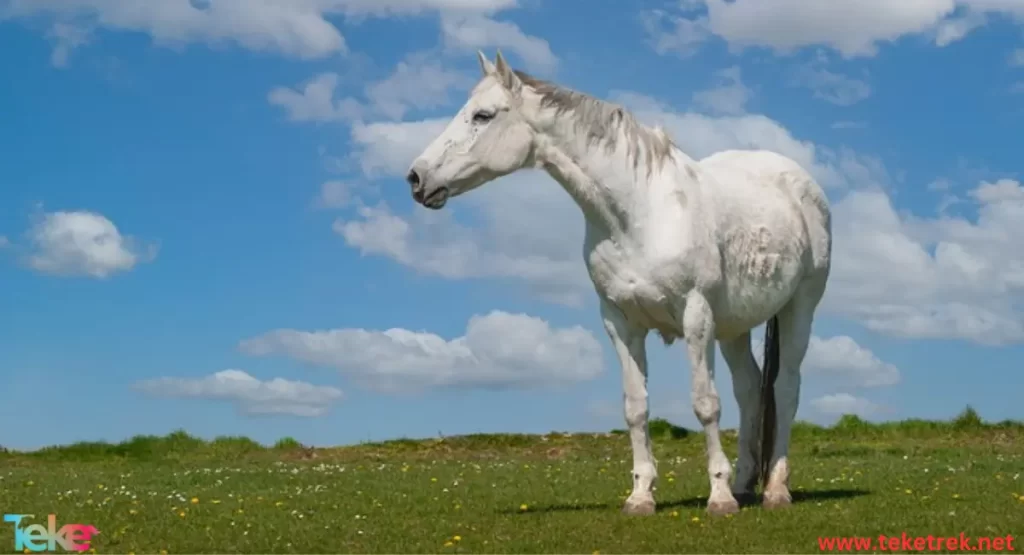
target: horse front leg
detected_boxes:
[599,298,656,515]
[683,292,740,516]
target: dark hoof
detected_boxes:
[622,498,656,515]
[707,498,740,516]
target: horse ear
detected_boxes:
[477,50,496,76]
[493,49,522,96]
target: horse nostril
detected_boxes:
[412,188,425,203]
[406,169,420,187]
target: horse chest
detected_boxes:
[584,241,690,336]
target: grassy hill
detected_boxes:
[1,407,1020,553]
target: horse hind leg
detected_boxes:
[719,331,761,504]
[759,279,822,509]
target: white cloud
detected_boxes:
[267,73,363,123]
[791,63,872,106]
[1,0,521,61]
[335,196,588,304]
[1009,48,1024,67]
[752,334,900,388]
[692,66,752,115]
[825,179,1024,345]
[238,310,604,391]
[314,180,365,209]
[933,11,988,46]
[440,14,558,74]
[809,393,886,418]
[967,0,1024,20]
[640,0,1024,59]
[134,369,343,417]
[25,210,156,278]
[270,56,473,124]
[804,336,901,387]
[0,235,8,248]
[46,22,91,67]
[639,8,711,58]
[363,55,474,120]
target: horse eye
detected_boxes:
[472,111,494,123]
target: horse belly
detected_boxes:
[712,226,808,340]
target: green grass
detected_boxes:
[1,407,1021,553]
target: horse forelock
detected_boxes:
[512,70,675,177]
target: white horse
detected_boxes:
[406,51,831,516]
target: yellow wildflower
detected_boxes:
[191,497,199,504]
[178,511,185,518]
[443,541,453,547]
[519,503,529,511]
[691,516,700,522]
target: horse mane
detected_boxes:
[512,70,676,176]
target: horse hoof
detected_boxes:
[707,498,740,516]
[763,491,792,510]
[622,498,656,515]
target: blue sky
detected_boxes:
[1,0,1022,450]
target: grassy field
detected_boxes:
[1,408,1021,554]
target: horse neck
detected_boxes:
[530,112,674,240]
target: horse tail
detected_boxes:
[758,315,780,491]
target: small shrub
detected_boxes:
[647,418,691,439]
[273,437,304,450]
[951,406,985,430]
